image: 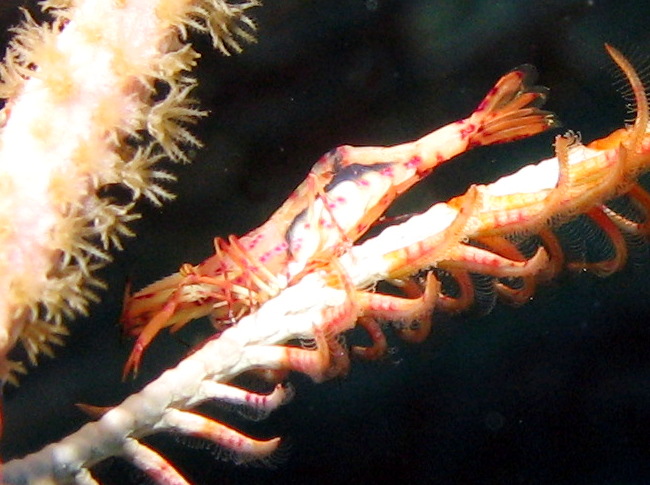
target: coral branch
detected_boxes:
[0,0,257,380]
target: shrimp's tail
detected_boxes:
[468,64,559,147]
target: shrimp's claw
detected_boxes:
[123,342,144,379]
[122,297,181,379]
[120,271,187,338]
[469,64,559,147]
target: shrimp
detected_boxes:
[121,65,557,376]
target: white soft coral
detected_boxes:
[0,0,257,381]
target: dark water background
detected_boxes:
[3,0,650,483]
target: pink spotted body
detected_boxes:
[121,65,556,376]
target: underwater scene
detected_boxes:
[2,0,650,483]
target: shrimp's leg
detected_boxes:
[123,266,242,378]
[123,292,183,379]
